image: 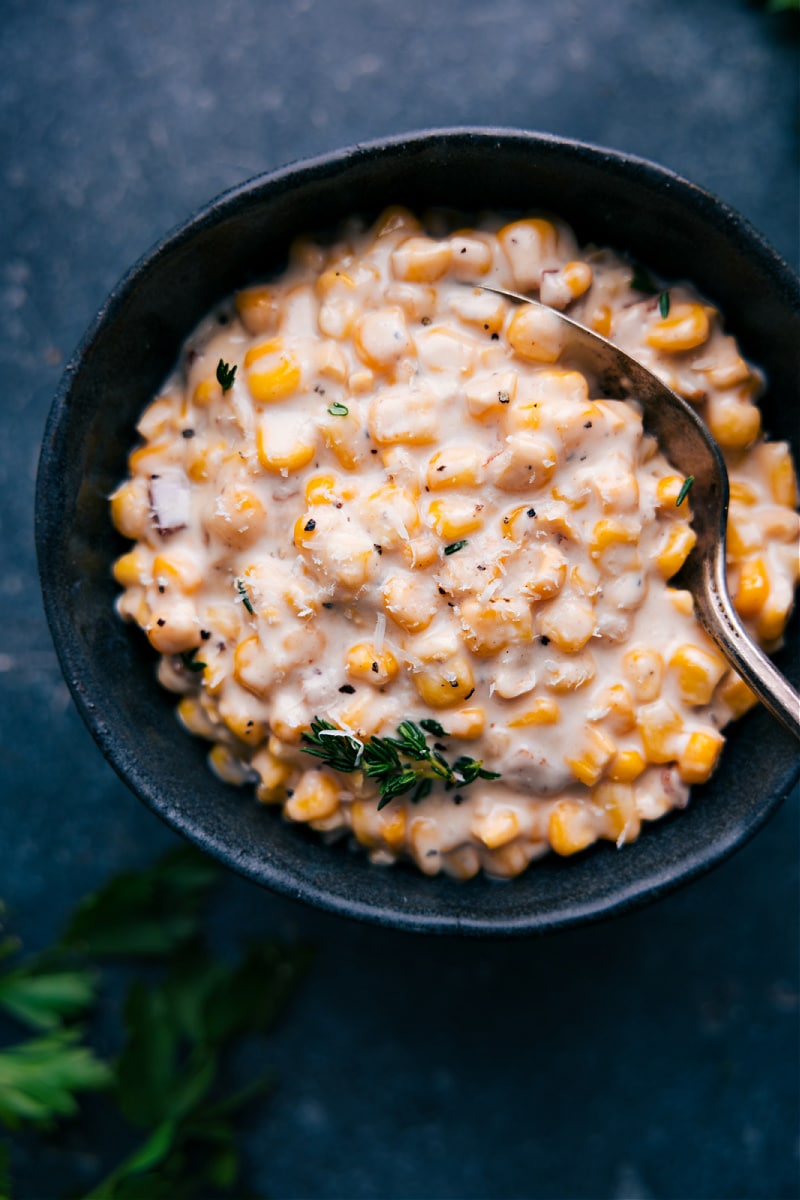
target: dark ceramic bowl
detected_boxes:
[36,128,800,935]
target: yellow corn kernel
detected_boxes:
[498,218,559,289]
[146,603,199,655]
[354,307,412,370]
[464,370,518,420]
[638,699,684,763]
[351,801,407,852]
[345,642,399,687]
[244,338,302,404]
[363,484,421,548]
[368,386,437,446]
[425,445,484,491]
[549,800,598,856]
[256,420,315,473]
[623,647,664,703]
[128,441,171,475]
[656,475,687,507]
[706,396,761,449]
[734,556,772,619]
[668,644,726,708]
[177,696,217,740]
[233,636,272,698]
[667,589,695,616]
[409,817,443,875]
[443,845,482,881]
[756,441,798,507]
[204,486,268,550]
[519,544,568,601]
[755,582,794,643]
[192,376,223,407]
[379,806,407,853]
[506,304,565,363]
[460,596,534,657]
[508,698,561,727]
[592,780,641,842]
[646,302,710,352]
[402,535,440,570]
[607,749,646,783]
[593,683,636,734]
[472,807,520,850]
[413,653,476,709]
[718,672,758,719]
[304,473,337,505]
[728,480,758,506]
[208,743,248,786]
[484,842,535,879]
[250,748,293,804]
[538,596,597,654]
[382,575,437,634]
[321,410,365,471]
[678,729,724,784]
[446,707,486,739]
[656,525,697,578]
[113,548,148,588]
[285,770,340,823]
[542,652,597,694]
[428,498,484,540]
[110,480,148,539]
[235,286,279,336]
[390,236,452,282]
[152,552,203,595]
[315,268,356,298]
[590,304,613,337]
[220,707,266,746]
[589,518,640,559]
[562,260,593,299]
[564,726,616,787]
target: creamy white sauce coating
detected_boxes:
[111,208,800,880]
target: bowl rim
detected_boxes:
[36,126,800,936]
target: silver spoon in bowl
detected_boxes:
[471,283,800,740]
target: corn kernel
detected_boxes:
[538,596,597,653]
[413,653,476,708]
[382,575,437,634]
[460,596,534,657]
[246,339,302,404]
[346,642,399,687]
[257,419,316,473]
[638,699,683,763]
[590,304,613,337]
[755,441,798,507]
[425,444,484,490]
[193,376,222,407]
[507,305,565,363]
[718,673,759,719]
[656,525,697,578]
[590,518,640,560]
[508,698,561,727]
[152,552,203,595]
[113,547,149,588]
[428,498,484,540]
[734,556,772,619]
[549,800,598,856]
[391,236,452,282]
[446,707,486,739]
[235,286,279,336]
[623,647,664,702]
[592,780,641,843]
[233,636,273,698]
[285,770,340,822]
[678,729,724,784]
[607,749,646,783]
[564,726,616,786]
[646,302,710,352]
[472,808,520,850]
[251,748,293,803]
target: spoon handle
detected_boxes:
[694,550,800,740]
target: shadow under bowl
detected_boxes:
[36,128,800,935]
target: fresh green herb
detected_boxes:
[676,476,695,507]
[215,360,237,392]
[302,717,500,810]
[0,846,311,1198]
[419,718,449,737]
[767,0,799,10]
[444,540,467,556]
[0,1029,112,1130]
[327,402,349,416]
[180,651,206,673]
[235,578,254,616]
[659,291,671,318]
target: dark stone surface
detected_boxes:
[1,1,798,1197]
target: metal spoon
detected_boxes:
[472,284,800,740]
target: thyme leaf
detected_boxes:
[302,717,501,808]
[676,476,695,506]
[216,360,237,392]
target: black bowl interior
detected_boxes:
[36,129,800,935]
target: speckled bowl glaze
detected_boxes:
[36,129,800,935]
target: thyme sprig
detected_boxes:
[302,718,500,810]
[216,359,237,392]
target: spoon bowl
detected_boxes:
[475,284,800,739]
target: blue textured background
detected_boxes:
[1,1,798,1197]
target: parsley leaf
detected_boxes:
[0,1030,112,1130]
